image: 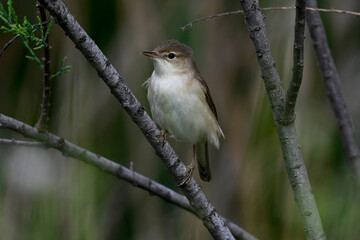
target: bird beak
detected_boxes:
[141,51,160,58]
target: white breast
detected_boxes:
[146,70,223,147]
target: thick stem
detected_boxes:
[282,0,306,123]
[239,0,326,239]
[36,3,51,131]
[306,0,360,185]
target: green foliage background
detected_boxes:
[0,0,360,239]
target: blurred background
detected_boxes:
[1,0,360,239]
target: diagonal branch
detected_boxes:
[306,0,360,184]
[0,113,257,240]
[0,34,20,57]
[282,0,306,123]
[0,138,48,148]
[37,0,234,239]
[239,0,326,239]
[0,113,191,211]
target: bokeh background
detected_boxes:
[1,0,360,239]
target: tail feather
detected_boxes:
[195,142,211,182]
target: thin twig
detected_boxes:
[180,9,243,30]
[0,34,20,57]
[34,17,52,27]
[0,138,48,148]
[181,6,360,30]
[239,0,326,239]
[0,113,257,240]
[282,0,306,123]
[35,3,51,132]
[38,0,235,239]
[307,7,360,17]
[306,0,360,185]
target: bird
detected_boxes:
[141,39,224,185]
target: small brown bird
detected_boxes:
[142,39,224,184]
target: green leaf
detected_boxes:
[0,3,6,15]
[44,17,53,40]
[37,15,43,34]
[22,36,43,69]
[7,0,16,24]
[1,25,11,32]
[51,56,71,79]
[0,3,9,24]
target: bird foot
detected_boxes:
[157,130,167,147]
[178,161,196,187]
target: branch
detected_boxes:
[0,113,192,209]
[35,3,51,132]
[282,0,306,123]
[181,6,360,30]
[0,33,20,57]
[239,0,326,239]
[37,0,234,239]
[0,113,257,240]
[306,0,360,184]
[0,138,48,148]
[180,9,243,30]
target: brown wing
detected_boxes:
[195,71,218,120]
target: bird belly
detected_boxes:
[147,75,215,145]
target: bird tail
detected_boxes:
[195,142,211,182]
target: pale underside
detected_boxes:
[146,69,223,149]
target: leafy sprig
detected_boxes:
[51,56,70,79]
[0,0,69,76]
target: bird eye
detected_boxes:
[167,53,176,59]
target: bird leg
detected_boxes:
[178,145,196,187]
[157,129,167,147]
